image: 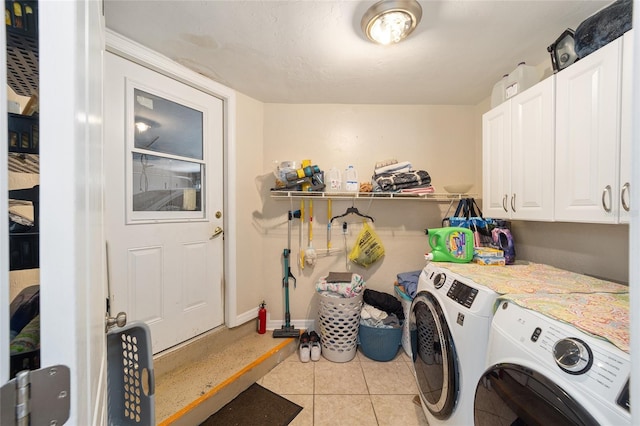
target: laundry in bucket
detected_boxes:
[363,289,404,320]
[360,303,401,329]
[316,273,365,298]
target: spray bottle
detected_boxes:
[424,227,474,263]
[492,221,515,264]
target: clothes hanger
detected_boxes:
[330,205,374,223]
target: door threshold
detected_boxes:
[154,324,298,425]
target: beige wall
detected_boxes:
[257,104,479,322]
[233,92,266,316]
[235,89,629,325]
[511,221,629,283]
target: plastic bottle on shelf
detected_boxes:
[326,167,342,192]
[424,227,474,263]
[504,62,540,99]
[490,74,509,108]
[344,165,358,192]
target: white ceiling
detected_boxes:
[104,0,611,105]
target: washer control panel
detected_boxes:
[447,279,479,308]
[423,263,480,309]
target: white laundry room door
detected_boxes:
[104,52,224,354]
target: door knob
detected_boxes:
[105,311,127,333]
[210,226,224,239]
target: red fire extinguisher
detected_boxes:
[258,301,267,334]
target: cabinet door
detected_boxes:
[482,102,511,219]
[555,37,622,223]
[510,77,555,221]
[619,30,633,223]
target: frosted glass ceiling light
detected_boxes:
[135,121,151,133]
[361,0,422,45]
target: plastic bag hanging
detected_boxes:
[348,222,385,267]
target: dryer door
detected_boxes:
[410,291,458,419]
[474,363,598,425]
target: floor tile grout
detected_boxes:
[262,349,428,425]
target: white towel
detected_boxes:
[374,161,412,176]
[360,303,388,321]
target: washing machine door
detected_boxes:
[474,363,597,425]
[410,291,458,419]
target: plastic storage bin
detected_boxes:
[9,185,39,270]
[9,233,39,270]
[107,322,155,426]
[5,0,38,39]
[5,0,38,97]
[8,113,38,154]
[318,292,363,362]
[358,322,402,361]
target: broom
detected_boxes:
[273,210,301,338]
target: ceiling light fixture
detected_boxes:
[361,0,422,45]
[135,121,152,133]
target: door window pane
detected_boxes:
[134,89,203,160]
[128,86,206,221]
[132,153,202,212]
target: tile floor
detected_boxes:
[257,347,429,426]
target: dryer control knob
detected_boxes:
[433,273,446,289]
[553,338,593,375]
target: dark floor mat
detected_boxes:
[200,383,303,426]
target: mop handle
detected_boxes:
[284,211,297,289]
[327,198,332,249]
[288,210,293,251]
[300,201,305,268]
[309,199,313,242]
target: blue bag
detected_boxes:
[442,198,496,245]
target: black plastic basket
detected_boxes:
[8,113,39,154]
[9,232,39,270]
[5,0,38,39]
[6,1,38,96]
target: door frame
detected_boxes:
[39,1,106,424]
[105,30,240,328]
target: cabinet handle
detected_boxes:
[602,185,612,213]
[621,182,631,212]
[511,193,516,213]
[502,194,508,212]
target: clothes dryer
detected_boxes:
[409,262,499,425]
[475,299,630,425]
[411,261,629,425]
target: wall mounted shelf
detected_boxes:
[270,190,476,201]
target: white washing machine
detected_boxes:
[475,300,631,425]
[409,262,500,425]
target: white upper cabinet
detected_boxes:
[619,30,633,223]
[482,100,511,218]
[554,36,622,223]
[483,77,555,221]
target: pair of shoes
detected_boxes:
[299,332,311,362]
[309,331,321,361]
